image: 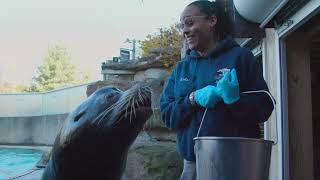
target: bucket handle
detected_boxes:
[195,90,278,145]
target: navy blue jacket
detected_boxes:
[160,37,274,161]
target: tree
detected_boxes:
[0,81,16,93]
[140,24,183,68]
[81,71,92,83]
[15,83,30,92]
[31,43,79,92]
[76,71,92,84]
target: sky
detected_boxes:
[0,0,192,84]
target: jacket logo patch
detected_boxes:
[214,68,230,82]
[180,77,189,82]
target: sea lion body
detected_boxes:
[42,83,152,180]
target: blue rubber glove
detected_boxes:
[216,68,240,104]
[194,85,222,108]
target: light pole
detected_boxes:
[124,38,138,60]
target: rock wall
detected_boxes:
[122,131,182,180]
[134,68,169,82]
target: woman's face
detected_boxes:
[180,5,216,52]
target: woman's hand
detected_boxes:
[194,85,222,108]
[216,68,240,104]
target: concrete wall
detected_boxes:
[0,114,67,145]
[0,84,89,117]
[0,84,90,145]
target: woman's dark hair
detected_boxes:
[187,0,229,40]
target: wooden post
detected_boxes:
[286,33,314,180]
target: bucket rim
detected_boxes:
[193,136,274,144]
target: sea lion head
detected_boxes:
[42,82,153,180]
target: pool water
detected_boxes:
[0,148,43,179]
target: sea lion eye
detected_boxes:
[74,110,86,122]
[112,87,121,92]
[104,92,117,101]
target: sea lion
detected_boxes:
[42,83,153,180]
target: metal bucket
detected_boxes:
[193,91,276,180]
[194,137,273,180]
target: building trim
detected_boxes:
[262,29,284,179]
[101,69,135,75]
[260,0,289,28]
[278,0,320,38]
[279,39,290,180]
[0,82,92,95]
[240,38,252,47]
[252,44,262,57]
[274,32,284,180]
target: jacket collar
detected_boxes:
[186,36,239,59]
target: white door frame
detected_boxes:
[276,1,320,180]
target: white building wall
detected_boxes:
[0,93,43,117]
[0,83,89,117]
[0,83,91,145]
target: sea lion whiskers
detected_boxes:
[94,97,128,125]
[131,88,150,120]
[95,102,117,123]
[139,88,148,104]
[131,97,139,123]
[93,84,151,126]
[125,98,131,118]
[117,90,148,124]
[98,93,135,126]
[120,96,136,124]
[137,91,143,107]
[129,97,134,123]
[94,106,112,123]
[140,87,151,104]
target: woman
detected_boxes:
[159,1,274,179]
